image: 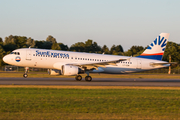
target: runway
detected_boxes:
[1,77,180,86]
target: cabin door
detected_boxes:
[26,50,31,60]
[137,60,142,69]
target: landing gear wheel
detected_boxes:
[85,76,92,82]
[23,74,28,78]
[75,75,82,81]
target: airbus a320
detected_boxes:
[3,33,172,81]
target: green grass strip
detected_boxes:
[0,88,180,119]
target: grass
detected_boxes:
[0,87,180,119]
[0,72,180,79]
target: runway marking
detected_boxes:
[0,85,180,90]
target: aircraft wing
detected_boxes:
[67,59,127,70]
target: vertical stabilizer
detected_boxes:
[137,33,170,60]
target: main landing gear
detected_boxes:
[75,75,82,81]
[85,76,92,82]
[75,72,92,82]
[23,67,29,78]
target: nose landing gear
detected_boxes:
[23,74,28,78]
[23,67,29,78]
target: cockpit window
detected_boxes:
[11,52,20,55]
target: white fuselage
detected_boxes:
[3,48,169,74]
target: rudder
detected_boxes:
[137,33,170,60]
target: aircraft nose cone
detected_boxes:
[3,55,9,63]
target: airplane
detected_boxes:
[3,33,172,81]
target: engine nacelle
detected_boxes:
[48,69,61,75]
[61,65,79,76]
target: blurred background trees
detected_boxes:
[163,42,180,62]
[110,45,124,55]
[70,39,101,53]
[0,35,180,67]
[124,46,144,57]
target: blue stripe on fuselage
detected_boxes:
[137,55,163,61]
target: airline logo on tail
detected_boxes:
[138,33,170,60]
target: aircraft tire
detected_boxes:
[85,76,92,82]
[23,74,28,78]
[75,75,82,81]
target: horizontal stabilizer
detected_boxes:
[150,62,177,66]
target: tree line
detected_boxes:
[0,35,179,67]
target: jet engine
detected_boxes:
[61,65,83,76]
[48,69,61,75]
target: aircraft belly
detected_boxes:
[101,67,143,74]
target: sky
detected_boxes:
[0,0,179,51]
